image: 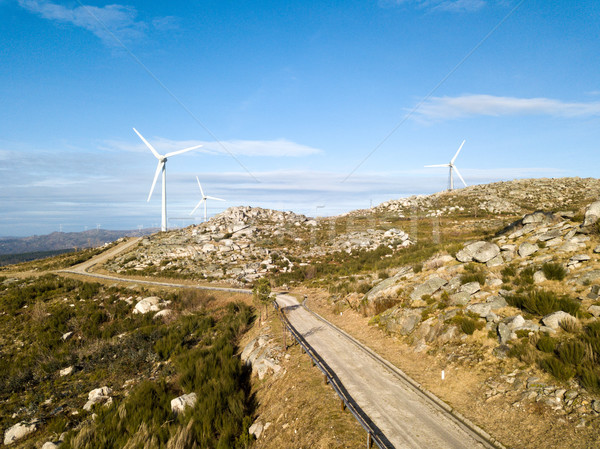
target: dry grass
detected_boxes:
[239,309,365,448]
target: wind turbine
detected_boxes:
[425,140,467,191]
[134,128,202,232]
[190,176,225,222]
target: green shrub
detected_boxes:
[539,356,575,382]
[579,367,600,393]
[536,335,557,353]
[506,289,580,317]
[461,318,477,335]
[558,341,585,367]
[517,266,536,286]
[461,271,486,286]
[542,262,567,281]
[413,263,423,273]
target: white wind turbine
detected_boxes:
[190,176,225,222]
[425,140,467,191]
[134,128,202,232]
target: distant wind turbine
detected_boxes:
[134,128,202,232]
[190,176,225,222]
[425,140,467,191]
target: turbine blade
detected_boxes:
[133,128,162,160]
[147,161,163,202]
[425,164,450,168]
[450,140,466,164]
[165,145,202,158]
[454,166,467,187]
[206,196,225,201]
[190,199,204,215]
[196,177,205,197]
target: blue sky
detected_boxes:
[1,0,599,236]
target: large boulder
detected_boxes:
[541,311,578,330]
[583,201,600,227]
[409,276,447,301]
[365,267,411,303]
[4,421,38,446]
[380,308,423,335]
[171,393,198,414]
[456,241,500,263]
[133,296,163,314]
[518,242,538,258]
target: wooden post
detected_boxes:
[367,433,373,448]
[323,373,328,384]
[340,399,346,411]
[282,323,287,351]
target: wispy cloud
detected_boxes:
[414,94,600,120]
[17,0,173,45]
[109,137,322,157]
[381,0,486,12]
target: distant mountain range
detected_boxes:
[0,229,157,256]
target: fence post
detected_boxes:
[367,432,373,448]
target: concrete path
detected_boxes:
[277,293,498,449]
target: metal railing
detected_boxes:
[274,301,393,449]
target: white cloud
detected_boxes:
[109,137,322,157]
[381,0,486,12]
[17,0,175,45]
[414,94,600,120]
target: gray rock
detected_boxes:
[500,244,516,252]
[497,322,514,344]
[459,281,481,295]
[467,303,492,318]
[558,241,582,252]
[249,421,264,439]
[4,421,38,446]
[588,305,600,317]
[541,311,577,330]
[506,315,525,330]
[365,266,411,302]
[518,242,538,258]
[83,386,112,411]
[591,400,600,413]
[133,296,164,314]
[409,276,447,301]
[171,393,198,414]
[533,271,547,284]
[449,292,471,306]
[486,296,508,310]
[578,270,600,285]
[42,443,59,449]
[571,254,591,262]
[583,201,600,227]
[456,241,500,263]
[493,344,511,359]
[523,211,551,225]
[486,254,504,267]
[538,230,562,242]
[487,278,503,288]
[381,308,423,335]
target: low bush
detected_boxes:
[542,262,567,281]
[506,289,580,317]
[536,335,557,353]
[558,341,585,367]
[539,356,575,382]
[579,367,600,393]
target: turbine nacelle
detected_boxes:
[133,128,202,232]
[190,176,226,222]
[424,140,467,191]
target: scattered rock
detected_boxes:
[83,386,112,411]
[42,442,59,449]
[518,242,538,258]
[409,276,447,302]
[459,282,481,295]
[4,421,38,446]
[533,271,547,284]
[456,241,500,263]
[582,201,600,227]
[541,311,578,331]
[59,366,74,377]
[588,305,600,317]
[133,296,165,314]
[249,421,264,439]
[171,393,198,414]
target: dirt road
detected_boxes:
[277,294,500,449]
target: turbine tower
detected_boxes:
[134,128,202,232]
[190,176,225,222]
[425,140,467,191]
